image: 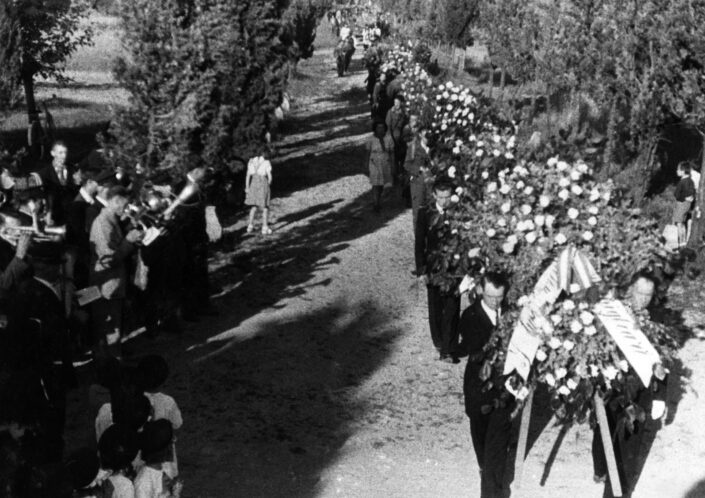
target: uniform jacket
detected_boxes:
[89,208,134,300]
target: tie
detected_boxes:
[56,167,65,185]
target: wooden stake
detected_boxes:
[513,387,534,493]
[593,393,623,497]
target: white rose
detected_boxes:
[567,208,579,219]
[481,171,489,179]
[589,364,599,377]
[525,220,535,231]
[486,228,496,238]
[516,180,525,190]
[469,134,476,141]
[524,186,534,196]
[554,233,567,245]
[571,185,583,195]
[567,378,579,390]
[451,228,458,235]
[456,186,465,195]
[452,146,460,155]
[525,231,538,244]
[579,302,588,310]
[493,149,501,157]
[550,314,562,325]
[577,162,589,174]
[589,189,601,202]
[556,367,567,379]
[563,299,576,311]
[487,182,498,193]
[539,195,550,207]
[446,104,453,111]
[557,160,569,171]
[570,319,583,333]
[534,214,546,227]
[547,157,558,167]
[549,337,562,350]
[505,152,514,160]
[570,170,582,181]
[447,166,456,178]
[453,253,460,260]
[580,311,595,326]
[584,325,597,336]
[619,360,630,372]
[588,206,599,215]
[451,194,460,203]
[506,234,518,245]
[563,339,575,352]
[582,231,594,241]
[501,202,511,213]
[477,140,485,147]
[535,349,547,362]
[476,149,484,157]
[558,385,571,396]
[558,189,570,201]
[559,177,571,188]
[545,373,556,386]
[521,204,532,216]
[500,184,511,194]
[516,220,527,232]
[441,124,447,131]
[588,216,597,226]
[502,242,516,254]
[545,214,556,227]
[570,283,581,294]
[603,365,618,380]
[493,134,501,143]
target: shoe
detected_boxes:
[246,224,254,233]
[593,473,607,483]
[261,226,272,235]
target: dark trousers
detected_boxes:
[410,178,427,227]
[91,297,124,359]
[468,399,513,498]
[426,285,459,355]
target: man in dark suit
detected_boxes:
[66,168,100,289]
[457,272,513,498]
[415,179,460,362]
[36,141,77,227]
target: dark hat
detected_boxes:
[136,354,169,391]
[94,168,117,186]
[64,447,100,490]
[98,423,139,472]
[139,419,173,457]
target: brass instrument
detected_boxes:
[0,209,66,246]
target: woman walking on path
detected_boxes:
[365,122,394,212]
[245,153,273,234]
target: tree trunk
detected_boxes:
[499,67,506,104]
[487,66,493,98]
[22,70,38,124]
[687,132,705,251]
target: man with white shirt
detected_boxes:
[457,272,513,498]
[37,140,77,227]
[415,179,461,362]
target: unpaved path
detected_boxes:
[69,22,705,498]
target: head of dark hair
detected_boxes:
[432,178,454,193]
[139,420,173,464]
[394,94,405,103]
[98,424,138,473]
[51,140,67,151]
[373,121,387,133]
[136,355,169,392]
[678,161,692,175]
[63,448,99,490]
[112,394,151,432]
[481,271,509,291]
[105,185,129,200]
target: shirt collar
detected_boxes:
[34,277,61,301]
[435,203,445,215]
[79,188,95,204]
[481,300,501,326]
[96,196,108,207]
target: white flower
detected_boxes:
[589,364,599,377]
[468,247,481,258]
[548,337,562,350]
[539,195,550,207]
[524,186,534,196]
[571,185,583,195]
[588,216,597,226]
[518,295,530,306]
[486,228,497,238]
[476,141,484,147]
[505,152,514,160]
[567,378,579,390]
[550,314,562,325]
[545,214,556,227]
[476,149,484,157]
[557,160,569,171]
[554,233,567,245]
[516,220,527,232]
[481,171,489,179]
[534,214,546,227]
[501,202,511,213]
[603,365,618,380]
[589,189,601,202]
[453,253,460,260]
[588,206,599,215]
[556,367,567,379]
[502,242,515,254]
[582,231,594,241]
[619,360,630,372]
[579,302,589,310]
[563,299,576,311]
[559,177,571,188]
[516,181,525,190]
[580,311,595,326]
[497,218,507,227]
[506,234,518,245]
[547,157,558,167]
[451,194,460,203]
[452,146,460,155]
[570,283,581,294]
[558,385,571,396]
[603,191,611,202]
[570,319,583,333]
[563,339,575,352]
[584,325,597,336]
[493,134,501,143]
[521,204,532,216]
[447,166,456,178]
[545,373,556,386]
[558,189,570,201]
[441,124,447,131]
[525,231,537,244]
[500,184,511,195]
[577,162,589,174]
[456,186,464,195]
[535,349,547,362]
[487,182,497,193]
[446,104,453,111]
[493,149,501,157]
[451,228,458,235]
[567,208,579,219]
[570,170,582,181]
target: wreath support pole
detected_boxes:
[593,392,623,497]
[512,386,534,494]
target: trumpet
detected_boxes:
[0,224,66,246]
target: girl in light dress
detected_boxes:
[365,122,394,212]
[245,153,273,235]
